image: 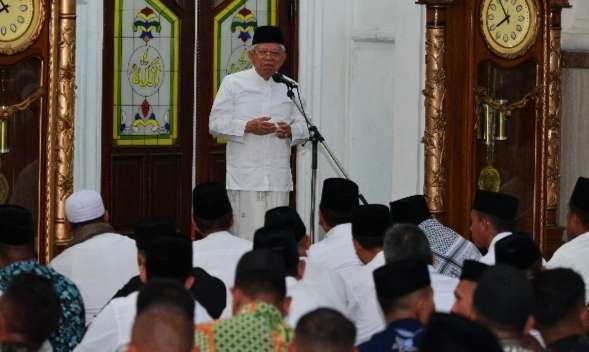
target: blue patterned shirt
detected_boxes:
[0,260,85,352]
[358,318,424,352]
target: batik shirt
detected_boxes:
[419,218,482,278]
[0,260,85,352]
[358,318,424,352]
[195,302,293,352]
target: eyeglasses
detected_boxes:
[253,49,283,59]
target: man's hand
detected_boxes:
[245,117,277,135]
[275,122,292,139]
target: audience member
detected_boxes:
[76,236,211,352]
[451,260,489,318]
[307,178,362,272]
[358,259,433,351]
[127,279,195,352]
[390,195,481,278]
[0,205,85,352]
[472,265,535,351]
[292,308,356,352]
[113,216,226,319]
[50,190,138,324]
[264,206,310,257]
[420,312,503,352]
[383,224,458,313]
[470,190,519,264]
[533,268,589,351]
[547,177,589,302]
[344,204,391,344]
[253,226,332,326]
[0,273,61,352]
[195,250,293,351]
[495,233,543,276]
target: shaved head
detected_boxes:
[129,304,193,352]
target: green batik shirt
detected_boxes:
[195,302,293,352]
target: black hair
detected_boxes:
[145,236,193,282]
[194,213,233,235]
[479,212,516,234]
[569,203,589,229]
[383,224,432,265]
[136,278,195,322]
[69,215,105,230]
[294,308,356,352]
[320,206,353,228]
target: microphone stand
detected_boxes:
[285,84,368,243]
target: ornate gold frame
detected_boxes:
[0,0,47,55]
[40,0,76,262]
[480,0,540,59]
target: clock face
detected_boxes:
[0,0,34,42]
[481,0,539,59]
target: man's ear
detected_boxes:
[231,287,245,316]
[297,260,306,280]
[280,296,292,318]
[523,315,535,335]
[139,263,147,283]
[104,209,110,224]
[184,275,195,289]
[580,305,589,333]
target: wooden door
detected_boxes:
[101,0,195,235]
[195,0,298,184]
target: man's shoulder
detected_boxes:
[194,231,252,251]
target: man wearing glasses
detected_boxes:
[209,26,308,241]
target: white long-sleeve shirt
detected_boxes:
[307,223,363,273]
[209,68,309,192]
[547,231,589,303]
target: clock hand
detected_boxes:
[496,15,511,28]
[496,0,509,23]
[0,1,9,14]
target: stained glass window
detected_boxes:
[113,0,179,146]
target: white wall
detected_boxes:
[562,0,589,51]
[296,0,425,237]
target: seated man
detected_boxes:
[533,268,589,351]
[451,260,489,318]
[127,279,195,352]
[307,178,362,273]
[390,195,481,278]
[76,236,212,352]
[0,205,85,352]
[264,206,311,257]
[113,216,226,319]
[359,259,434,351]
[195,250,293,352]
[50,190,138,324]
[472,265,535,351]
[0,273,61,352]
[291,308,356,352]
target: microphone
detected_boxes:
[272,72,299,88]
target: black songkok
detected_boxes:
[373,259,431,301]
[474,265,533,330]
[192,182,232,220]
[352,204,392,239]
[264,207,306,242]
[320,178,359,212]
[0,205,34,245]
[570,177,589,212]
[253,227,299,277]
[389,195,431,225]
[459,260,489,282]
[235,249,287,296]
[472,190,519,221]
[252,25,284,45]
[146,236,193,281]
[495,233,542,270]
[134,216,177,251]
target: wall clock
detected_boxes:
[0,0,45,55]
[480,0,539,59]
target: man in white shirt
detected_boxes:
[49,190,138,324]
[343,204,392,345]
[192,183,252,292]
[547,177,589,302]
[209,25,308,240]
[75,236,211,352]
[469,190,519,265]
[307,178,363,273]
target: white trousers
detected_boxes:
[228,190,289,241]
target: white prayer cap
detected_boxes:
[65,190,105,223]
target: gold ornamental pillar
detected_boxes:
[417,0,453,215]
[539,0,570,254]
[44,0,76,262]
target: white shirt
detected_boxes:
[307,223,363,273]
[429,266,458,313]
[345,252,386,345]
[301,259,350,316]
[286,276,334,327]
[547,231,589,303]
[479,232,513,265]
[49,233,138,324]
[209,68,309,192]
[74,291,212,352]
